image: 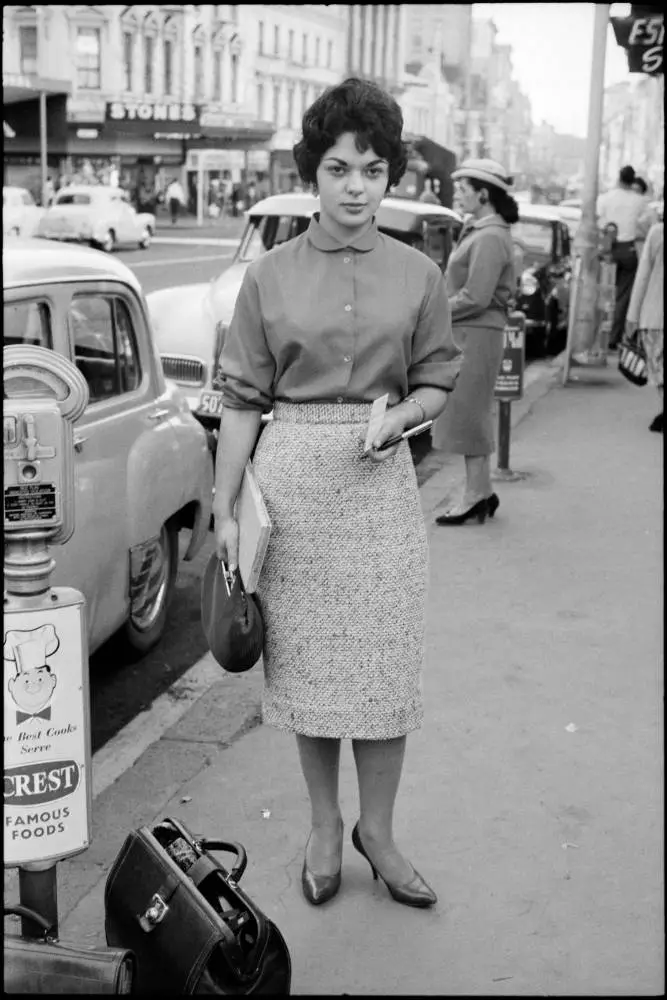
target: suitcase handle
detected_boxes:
[4,904,56,940]
[195,839,248,883]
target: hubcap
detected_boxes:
[129,528,172,632]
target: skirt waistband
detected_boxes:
[272,400,373,424]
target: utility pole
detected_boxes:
[564,3,610,377]
[463,4,473,158]
[37,6,48,209]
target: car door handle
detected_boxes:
[147,408,171,422]
[73,434,89,452]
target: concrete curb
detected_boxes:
[152,236,240,247]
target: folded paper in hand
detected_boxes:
[235,461,272,592]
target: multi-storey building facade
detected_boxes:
[600,75,664,195]
[346,5,406,93]
[247,4,349,192]
[2,5,280,206]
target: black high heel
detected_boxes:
[487,493,500,518]
[351,822,437,908]
[435,497,488,526]
[301,831,342,906]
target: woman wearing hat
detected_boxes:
[433,158,519,525]
[213,78,461,910]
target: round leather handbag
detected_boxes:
[200,554,264,673]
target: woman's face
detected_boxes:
[315,132,389,239]
[455,177,485,217]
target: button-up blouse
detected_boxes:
[219,213,462,413]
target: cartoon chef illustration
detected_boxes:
[4,625,59,725]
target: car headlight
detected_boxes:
[520,271,539,296]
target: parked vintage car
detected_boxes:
[3,239,213,657]
[512,204,573,356]
[147,192,462,449]
[3,186,45,238]
[35,185,155,252]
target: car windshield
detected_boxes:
[513,221,553,254]
[55,193,92,206]
[237,214,311,261]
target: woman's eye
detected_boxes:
[366,168,383,178]
[328,166,345,176]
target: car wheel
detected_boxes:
[121,522,179,657]
[139,227,151,250]
[100,229,116,253]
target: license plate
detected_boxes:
[197,391,225,416]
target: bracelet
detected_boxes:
[404,396,426,424]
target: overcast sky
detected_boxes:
[473,3,634,137]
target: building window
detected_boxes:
[258,21,264,54]
[163,39,173,95]
[194,44,203,100]
[76,28,101,90]
[123,32,133,91]
[286,85,295,129]
[302,33,307,64]
[144,35,154,94]
[327,39,333,69]
[257,81,264,119]
[19,26,38,76]
[274,25,279,55]
[315,37,320,66]
[213,49,222,101]
[231,52,238,104]
[272,83,280,125]
[288,29,294,61]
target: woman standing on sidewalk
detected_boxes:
[213,77,461,909]
[433,159,519,526]
[626,220,663,433]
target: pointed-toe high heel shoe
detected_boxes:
[486,493,500,518]
[351,823,437,908]
[301,832,342,906]
[435,497,488,526]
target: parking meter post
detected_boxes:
[18,863,59,939]
[497,400,512,473]
[4,346,91,953]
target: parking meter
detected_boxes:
[3,346,91,938]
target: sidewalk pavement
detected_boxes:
[154,211,246,239]
[11,359,664,995]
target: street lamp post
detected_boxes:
[37,6,48,208]
[563,3,610,380]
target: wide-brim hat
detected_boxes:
[451,158,514,193]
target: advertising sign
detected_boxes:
[494,312,526,400]
[4,592,92,866]
[611,12,663,75]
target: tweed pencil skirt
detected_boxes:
[252,401,428,740]
[432,323,505,455]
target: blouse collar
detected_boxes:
[307,213,378,253]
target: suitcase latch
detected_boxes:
[138,893,169,932]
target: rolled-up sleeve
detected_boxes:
[218,266,276,413]
[449,234,507,321]
[408,268,462,392]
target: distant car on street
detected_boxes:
[512,203,574,356]
[3,239,213,657]
[3,185,45,237]
[35,185,155,252]
[147,191,462,450]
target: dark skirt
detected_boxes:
[433,324,505,456]
[252,401,428,740]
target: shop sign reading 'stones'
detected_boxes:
[106,101,199,123]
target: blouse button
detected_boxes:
[343,355,351,363]
[343,257,351,263]
[336,396,344,403]
[344,304,352,312]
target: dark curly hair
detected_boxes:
[467,176,520,225]
[293,77,408,192]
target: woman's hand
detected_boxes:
[213,513,239,571]
[366,407,409,463]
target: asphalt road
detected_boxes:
[116,240,234,294]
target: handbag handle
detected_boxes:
[4,904,56,939]
[195,839,248,883]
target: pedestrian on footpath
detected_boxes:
[596,165,646,349]
[626,220,664,433]
[166,177,185,225]
[432,158,519,526]
[213,77,461,911]
[632,176,659,259]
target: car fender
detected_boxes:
[125,387,213,556]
